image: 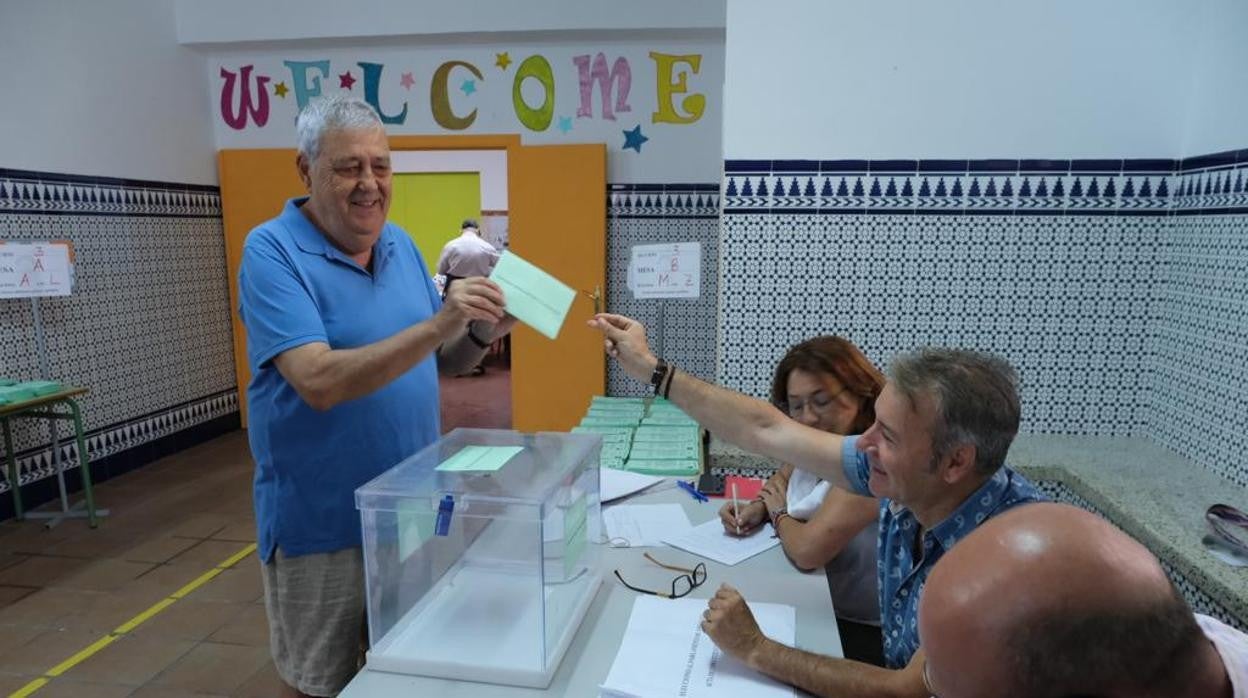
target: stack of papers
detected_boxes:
[600,597,796,698]
[628,441,700,460]
[662,519,781,566]
[632,426,700,443]
[601,469,665,503]
[574,396,704,475]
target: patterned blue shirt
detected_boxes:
[841,436,1046,669]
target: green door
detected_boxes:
[390,172,482,275]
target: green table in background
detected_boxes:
[0,387,101,528]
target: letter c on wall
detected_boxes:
[431,60,483,130]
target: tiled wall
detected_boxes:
[1035,480,1244,630]
[719,151,1248,485]
[1148,152,1248,488]
[606,184,720,397]
[0,169,238,512]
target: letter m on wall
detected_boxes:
[573,53,632,121]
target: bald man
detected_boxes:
[918,503,1248,698]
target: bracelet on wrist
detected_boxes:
[770,508,790,529]
[662,365,677,399]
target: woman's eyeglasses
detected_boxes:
[613,552,708,599]
[780,387,849,418]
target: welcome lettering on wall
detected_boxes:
[218,50,706,146]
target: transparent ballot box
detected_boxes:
[355,428,603,688]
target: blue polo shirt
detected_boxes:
[239,197,443,562]
[841,436,1045,668]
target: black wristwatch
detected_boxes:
[649,358,669,395]
[466,323,491,349]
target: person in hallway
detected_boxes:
[238,95,514,698]
[716,335,886,664]
[590,312,1044,697]
[437,219,502,375]
[918,502,1247,698]
[436,218,500,298]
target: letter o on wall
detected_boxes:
[513,55,555,132]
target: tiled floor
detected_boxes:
[0,429,273,697]
[439,356,512,431]
[0,370,512,697]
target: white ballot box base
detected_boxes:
[366,564,601,688]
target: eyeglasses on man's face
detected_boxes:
[613,552,708,599]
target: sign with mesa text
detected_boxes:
[0,241,75,299]
[628,242,700,299]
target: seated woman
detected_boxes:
[717,335,885,664]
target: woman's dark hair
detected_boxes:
[770,336,885,435]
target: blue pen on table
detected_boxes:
[676,479,708,503]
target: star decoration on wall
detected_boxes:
[622,125,649,153]
[399,72,415,90]
[557,116,573,134]
[460,79,477,95]
[339,71,356,90]
[495,52,512,70]
[273,82,289,98]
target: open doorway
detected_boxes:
[390,149,511,432]
[219,135,604,432]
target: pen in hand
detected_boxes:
[731,481,741,535]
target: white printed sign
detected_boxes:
[628,242,701,299]
[0,242,75,299]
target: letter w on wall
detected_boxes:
[220,65,271,130]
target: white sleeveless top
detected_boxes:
[786,468,880,625]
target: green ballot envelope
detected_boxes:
[490,251,577,340]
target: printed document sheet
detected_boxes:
[662,519,780,566]
[600,596,795,698]
[603,504,691,548]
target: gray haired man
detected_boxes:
[239,94,515,697]
[590,313,1044,698]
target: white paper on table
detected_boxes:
[600,596,796,698]
[661,518,781,566]
[601,469,665,503]
[603,504,691,548]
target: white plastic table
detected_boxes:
[340,482,844,697]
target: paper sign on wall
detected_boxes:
[0,241,75,299]
[627,242,700,299]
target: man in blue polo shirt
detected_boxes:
[590,313,1044,697]
[239,95,514,698]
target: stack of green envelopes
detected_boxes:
[574,396,702,476]
[0,380,62,406]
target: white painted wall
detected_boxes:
[1179,0,1248,157]
[391,150,508,210]
[724,0,1204,160]
[0,0,219,184]
[175,0,725,45]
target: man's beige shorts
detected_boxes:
[261,548,366,697]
